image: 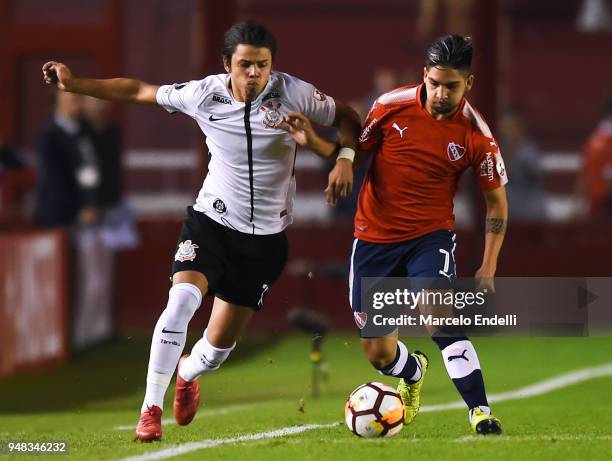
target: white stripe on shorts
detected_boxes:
[348,238,358,309]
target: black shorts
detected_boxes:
[171,207,288,310]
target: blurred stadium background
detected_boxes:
[1,0,611,398]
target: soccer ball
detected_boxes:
[344,382,404,437]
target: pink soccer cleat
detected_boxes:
[173,354,201,425]
[135,405,162,442]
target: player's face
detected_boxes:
[224,44,272,102]
[423,66,474,118]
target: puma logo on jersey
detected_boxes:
[392,123,408,138]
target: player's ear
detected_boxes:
[422,66,428,82]
[222,56,231,73]
[465,74,475,92]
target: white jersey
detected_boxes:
[156,71,336,235]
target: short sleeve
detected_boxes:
[472,135,509,191]
[288,76,336,127]
[156,80,206,117]
[358,100,385,152]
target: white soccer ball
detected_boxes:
[344,382,404,438]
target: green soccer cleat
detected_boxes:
[470,407,502,435]
[397,350,429,424]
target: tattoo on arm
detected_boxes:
[486,218,506,234]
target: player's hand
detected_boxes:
[475,267,495,293]
[42,61,73,90]
[325,158,353,205]
[280,112,316,147]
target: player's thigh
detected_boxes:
[349,239,407,313]
[406,230,457,279]
[221,230,288,310]
[171,206,228,294]
[361,331,399,368]
[172,270,208,295]
[417,290,455,335]
[206,297,255,348]
[407,231,457,335]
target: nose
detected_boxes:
[248,65,260,78]
[436,86,449,100]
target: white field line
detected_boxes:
[116,363,612,430]
[421,362,612,413]
[112,363,612,460]
[115,423,340,461]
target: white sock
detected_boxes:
[441,340,481,379]
[469,405,491,422]
[409,353,423,382]
[178,329,235,382]
[377,341,422,383]
[141,283,202,413]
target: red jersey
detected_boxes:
[583,120,612,202]
[356,84,508,243]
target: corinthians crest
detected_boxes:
[175,240,199,262]
[260,101,283,128]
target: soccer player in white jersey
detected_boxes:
[43,21,361,441]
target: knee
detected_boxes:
[431,331,469,350]
[166,283,203,319]
[173,271,208,295]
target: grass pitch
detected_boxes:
[1,334,611,460]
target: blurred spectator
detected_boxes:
[0,136,26,171]
[0,137,33,228]
[34,91,117,351]
[498,107,545,221]
[81,96,122,211]
[35,91,100,228]
[580,93,612,220]
[416,0,474,42]
[576,0,612,33]
[81,96,138,250]
[363,67,399,109]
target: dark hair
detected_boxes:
[222,20,277,63]
[425,35,473,72]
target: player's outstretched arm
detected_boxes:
[42,61,159,105]
[476,186,508,291]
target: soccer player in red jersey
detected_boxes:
[350,35,507,434]
[581,93,612,220]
